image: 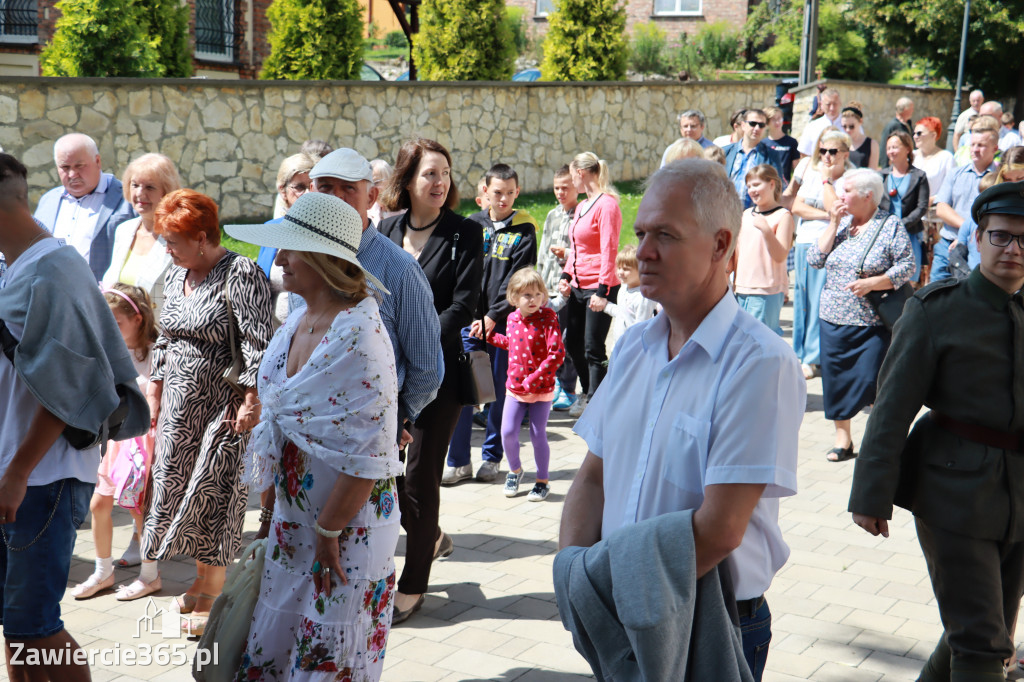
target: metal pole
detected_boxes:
[946,0,971,150]
[798,0,819,86]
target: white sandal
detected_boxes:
[71,572,115,600]
[116,575,162,601]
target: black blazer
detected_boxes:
[380,208,484,366]
[879,166,930,235]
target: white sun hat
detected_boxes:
[225,192,389,295]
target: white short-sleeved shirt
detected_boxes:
[574,291,805,599]
[797,115,842,156]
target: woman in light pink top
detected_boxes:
[734,164,795,333]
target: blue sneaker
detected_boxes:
[553,389,574,411]
[472,405,489,427]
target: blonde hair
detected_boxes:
[276,153,316,193]
[703,145,726,165]
[122,153,182,204]
[615,244,638,270]
[104,283,158,363]
[664,138,704,164]
[571,152,619,200]
[293,252,370,303]
[813,128,854,173]
[506,268,548,305]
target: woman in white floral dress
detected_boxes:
[226,193,401,681]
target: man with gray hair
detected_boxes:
[33,133,135,281]
[977,101,1023,152]
[660,109,715,167]
[953,89,985,149]
[558,159,805,681]
[881,97,915,164]
[798,87,842,157]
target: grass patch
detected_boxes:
[223,235,259,260]
[456,179,644,248]
[365,47,407,61]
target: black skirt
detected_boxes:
[819,319,891,421]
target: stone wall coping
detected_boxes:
[1,75,785,89]
[789,77,957,97]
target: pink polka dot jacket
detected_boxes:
[488,307,565,397]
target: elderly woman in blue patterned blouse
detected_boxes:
[808,168,914,463]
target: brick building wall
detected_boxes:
[506,0,749,43]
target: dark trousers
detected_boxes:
[556,304,578,394]
[396,376,462,595]
[563,285,619,397]
[447,326,508,466]
[915,517,1024,677]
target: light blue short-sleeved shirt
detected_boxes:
[936,162,996,240]
[574,292,806,599]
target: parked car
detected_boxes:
[361,63,386,81]
[512,68,541,82]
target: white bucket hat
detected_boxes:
[225,192,389,295]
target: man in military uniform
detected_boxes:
[849,180,1024,681]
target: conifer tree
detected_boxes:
[413,0,515,81]
[540,0,627,81]
[261,0,364,80]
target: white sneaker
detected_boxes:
[476,460,501,482]
[504,470,525,497]
[527,482,550,502]
[568,394,589,418]
[441,464,472,485]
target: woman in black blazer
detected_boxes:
[378,139,483,623]
[880,130,930,283]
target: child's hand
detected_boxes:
[752,214,772,233]
[588,295,607,312]
[521,377,534,393]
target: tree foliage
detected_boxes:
[540,0,627,81]
[40,0,184,77]
[261,0,364,80]
[630,22,669,76]
[743,0,893,83]
[853,0,1024,100]
[413,0,515,81]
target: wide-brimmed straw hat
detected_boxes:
[225,192,389,295]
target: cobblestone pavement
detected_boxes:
[9,303,1020,682]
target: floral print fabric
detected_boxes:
[807,210,914,327]
[236,299,401,681]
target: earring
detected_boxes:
[200,247,204,257]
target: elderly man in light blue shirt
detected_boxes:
[32,133,135,280]
[558,159,805,682]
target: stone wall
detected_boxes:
[791,79,962,146]
[0,77,779,222]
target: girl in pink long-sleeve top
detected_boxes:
[560,151,622,418]
[488,269,565,502]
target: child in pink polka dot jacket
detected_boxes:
[487,268,565,501]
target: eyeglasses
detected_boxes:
[745,121,766,128]
[912,130,928,137]
[287,183,310,193]
[987,230,1024,249]
[819,148,842,156]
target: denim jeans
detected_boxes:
[446,326,508,467]
[740,597,772,682]
[737,292,785,335]
[931,236,953,282]
[792,243,826,366]
[0,478,92,639]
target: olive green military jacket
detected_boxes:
[848,268,1024,541]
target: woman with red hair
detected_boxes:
[142,189,273,632]
[912,116,955,202]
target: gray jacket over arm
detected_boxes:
[0,245,148,439]
[553,509,754,682]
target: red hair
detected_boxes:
[154,189,220,246]
[917,116,943,138]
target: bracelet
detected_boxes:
[314,521,343,538]
[259,506,273,524]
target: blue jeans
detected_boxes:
[737,292,784,335]
[931,235,953,282]
[447,326,508,467]
[908,231,923,282]
[741,597,772,682]
[0,478,92,639]
[792,243,826,366]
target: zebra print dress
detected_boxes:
[142,251,273,567]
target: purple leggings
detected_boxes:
[500,398,552,480]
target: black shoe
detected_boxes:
[433,531,454,560]
[826,445,856,462]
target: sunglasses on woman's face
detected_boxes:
[819,148,841,156]
[913,130,928,137]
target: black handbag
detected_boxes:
[456,320,497,406]
[856,217,914,330]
